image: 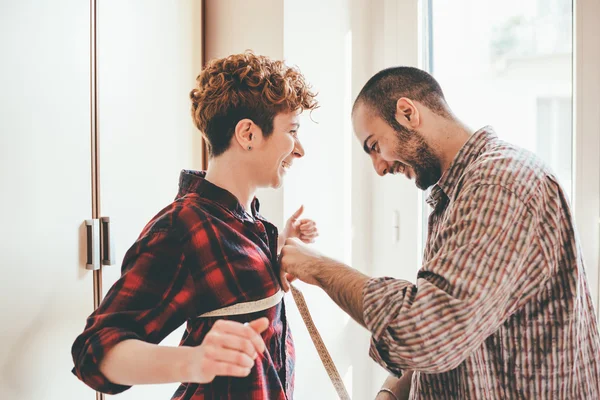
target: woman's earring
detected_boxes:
[248,146,252,150]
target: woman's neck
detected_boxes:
[204,155,256,211]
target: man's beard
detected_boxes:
[392,122,442,190]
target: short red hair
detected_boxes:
[190,51,318,157]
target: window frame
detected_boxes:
[415,0,600,313]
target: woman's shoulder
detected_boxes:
[137,194,215,239]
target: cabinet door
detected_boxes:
[96,1,203,398]
[0,1,95,399]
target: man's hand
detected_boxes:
[278,205,319,253]
[184,318,269,383]
[280,237,370,326]
[279,237,325,291]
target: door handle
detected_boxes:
[100,216,116,266]
[85,219,100,270]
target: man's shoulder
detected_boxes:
[461,140,559,204]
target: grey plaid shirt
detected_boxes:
[364,127,600,399]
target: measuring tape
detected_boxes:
[198,287,351,399]
[290,285,351,400]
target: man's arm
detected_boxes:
[278,242,369,327]
[281,184,548,374]
[307,258,369,327]
[375,373,413,400]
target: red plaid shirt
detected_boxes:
[72,170,294,399]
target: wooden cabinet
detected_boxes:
[0,1,204,399]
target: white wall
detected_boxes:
[282,0,374,398]
[574,0,600,314]
[204,0,285,228]
[367,0,423,393]
[349,0,379,396]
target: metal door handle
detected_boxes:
[100,216,116,266]
[85,219,100,270]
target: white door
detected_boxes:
[0,1,96,399]
[96,1,203,398]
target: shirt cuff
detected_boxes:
[363,277,413,377]
[363,277,412,341]
[72,328,142,394]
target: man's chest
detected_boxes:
[423,199,451,263]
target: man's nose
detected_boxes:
[372,156,389,176]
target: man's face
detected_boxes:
[352,103,441,190]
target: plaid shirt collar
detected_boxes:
[177,170,262,221]
[427,126,497,208]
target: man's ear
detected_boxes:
[395,97,420,129]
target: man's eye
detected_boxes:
[290,130,298,138]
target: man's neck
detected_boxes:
[204,155,256,211]
[434,119,474,175]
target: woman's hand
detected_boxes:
[184,318,269,383]
[279,205,319,252]
[277,205,319,289]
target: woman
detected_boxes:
[72,52,319,399]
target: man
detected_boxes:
[279,67,600,399]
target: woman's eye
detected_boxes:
[371,142,378,152]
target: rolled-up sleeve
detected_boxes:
[363,184,550,375]
[71,230,196,394]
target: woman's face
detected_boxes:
[250,110,305,189]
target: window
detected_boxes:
[536,97,573,190]
[420,0,574,254]
[427,0,573,182]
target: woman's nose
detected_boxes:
[293,140,305,158]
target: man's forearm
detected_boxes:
[310,258,370,327]
[99,339,193,385]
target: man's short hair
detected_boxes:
[354,66,450,127]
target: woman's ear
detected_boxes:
[233,119,255,151]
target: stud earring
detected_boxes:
[248,146,252,150]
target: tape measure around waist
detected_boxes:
[195,286,351,399]
[197,290,284,318]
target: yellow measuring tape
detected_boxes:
[290,285,351,400]
[198,286,351,399]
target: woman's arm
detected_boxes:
[100,318,269,386]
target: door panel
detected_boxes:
[0,1,94,399]
[96,1,203,398]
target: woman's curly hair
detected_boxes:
[190,51,318,157]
